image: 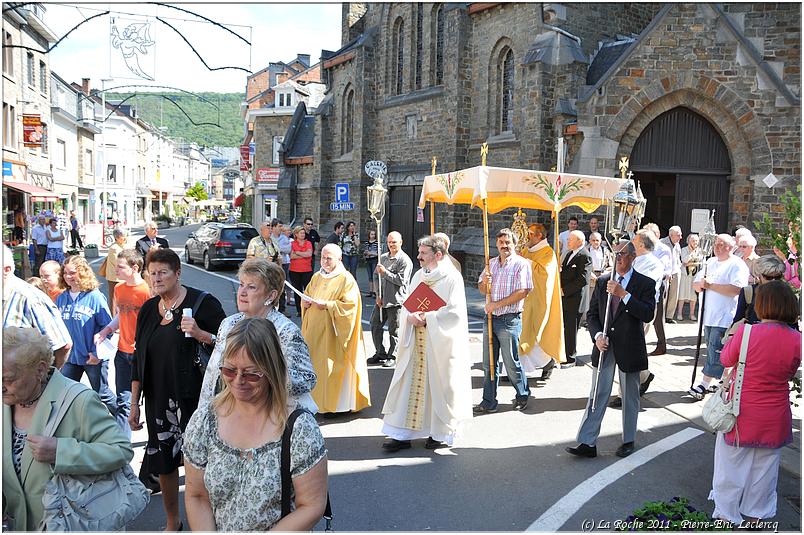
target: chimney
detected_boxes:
[296,54,310,67]
[81,78,90,95]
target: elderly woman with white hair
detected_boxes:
[2,327,133,531]
[737,234,760,283]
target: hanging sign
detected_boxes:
[22,114,44,147]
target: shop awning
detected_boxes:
[136,186,154,198]
[3,181,59,202]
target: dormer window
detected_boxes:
[277,92,293,108]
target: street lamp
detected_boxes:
[367,174,387,317]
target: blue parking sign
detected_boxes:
[335,183,350,203]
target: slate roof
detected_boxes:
[282,102,315,159]
[523,29,587,66]
[586,39,634,86]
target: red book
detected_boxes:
[403,282,447,313]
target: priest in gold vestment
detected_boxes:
[381,235,472,452]
[302,244,371,414]
[518,223,565,379]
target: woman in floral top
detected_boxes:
[183,317,328,531]
[341,221,360,279]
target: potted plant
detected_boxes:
[618,497,733,531]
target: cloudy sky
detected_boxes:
[45,3,343,94]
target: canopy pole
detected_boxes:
[430,157,437,234]
[553,210,561,263]
[482,198,494,381]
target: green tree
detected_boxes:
[186,182,209,201]
[754,184,801,279]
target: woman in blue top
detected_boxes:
[56,255,115,415]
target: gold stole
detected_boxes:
[405,325,428,430]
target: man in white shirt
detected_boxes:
[30,214,48,273]
[661,226,683,324]
[558,216,579,254]
[688,234,749,400]
[643,223,672,355]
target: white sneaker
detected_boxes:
[687,384,707,401]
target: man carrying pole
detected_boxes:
[566,240,655,458]
[473,228,533,413]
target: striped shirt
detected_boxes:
[2,275,71,351]
[478,254,533,315]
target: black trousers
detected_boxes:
[70,228,83,249]
[562,295,582,358]
[288,270,313,317]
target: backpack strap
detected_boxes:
[281,409,332,530]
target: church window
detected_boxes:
[343,89,354,154]
[499,48,514,133]
[432,5,444,85]
[393,18,405,95]
[415,4,423,90]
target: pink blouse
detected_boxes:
[721,322,800,448]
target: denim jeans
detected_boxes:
[370,305,400,358]
[480,313,530,409]
[702,326,727,379]
[114,350,134,440]
[61,360,117,418]
[343,254,359,278]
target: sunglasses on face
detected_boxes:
[219,366,265,382]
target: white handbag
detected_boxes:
[38,383,150,531]
[702,324,752,434]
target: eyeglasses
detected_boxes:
[615,251,633,257]
[738,245,750,248]
[219,366,265,382]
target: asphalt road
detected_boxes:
[88,223,800,532]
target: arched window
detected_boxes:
[431,5,444,85]
[498,48,514,133]
[343,89,354,154]
[415,4,423,90]
[392,18,405,95]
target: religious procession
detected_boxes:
[3,147,800,532]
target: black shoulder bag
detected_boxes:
[190,291,213,372]
[281,408,333,531]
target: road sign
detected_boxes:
[364,160,387,179]
[335,183,350,203]
[330,202,354,211]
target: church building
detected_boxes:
[272,3,800,277]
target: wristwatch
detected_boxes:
[209,333,217,345]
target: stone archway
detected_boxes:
[608,74,772,231]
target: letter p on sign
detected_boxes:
[335,183,350,203]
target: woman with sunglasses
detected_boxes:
[198,258,317,412]
[183,317,328,531]
[130,248,226,531]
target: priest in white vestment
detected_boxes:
[381,235,473,451]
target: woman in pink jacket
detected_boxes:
[709,280,800,526]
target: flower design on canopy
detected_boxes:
[436,171,465,198]
[524,174,591,203]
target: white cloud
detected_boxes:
[46,3,342,93]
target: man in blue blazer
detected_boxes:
[566,240,656,458]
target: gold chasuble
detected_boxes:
[302,264,371,413]
[519,241,565,370]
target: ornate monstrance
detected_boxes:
[511,208,529,253]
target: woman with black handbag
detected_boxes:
[130,248,225,531]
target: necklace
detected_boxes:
[161,290,181,321]
[19,379,45,408]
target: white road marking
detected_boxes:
[526,427,705,532]
[328,456,433,476]
[181,255,241,283]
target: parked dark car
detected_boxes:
[184,223,258,271]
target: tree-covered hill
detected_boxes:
[105,91,244,147]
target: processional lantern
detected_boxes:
[698,209,717,259]
[367,175,387,222]
[605,180,640,242]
